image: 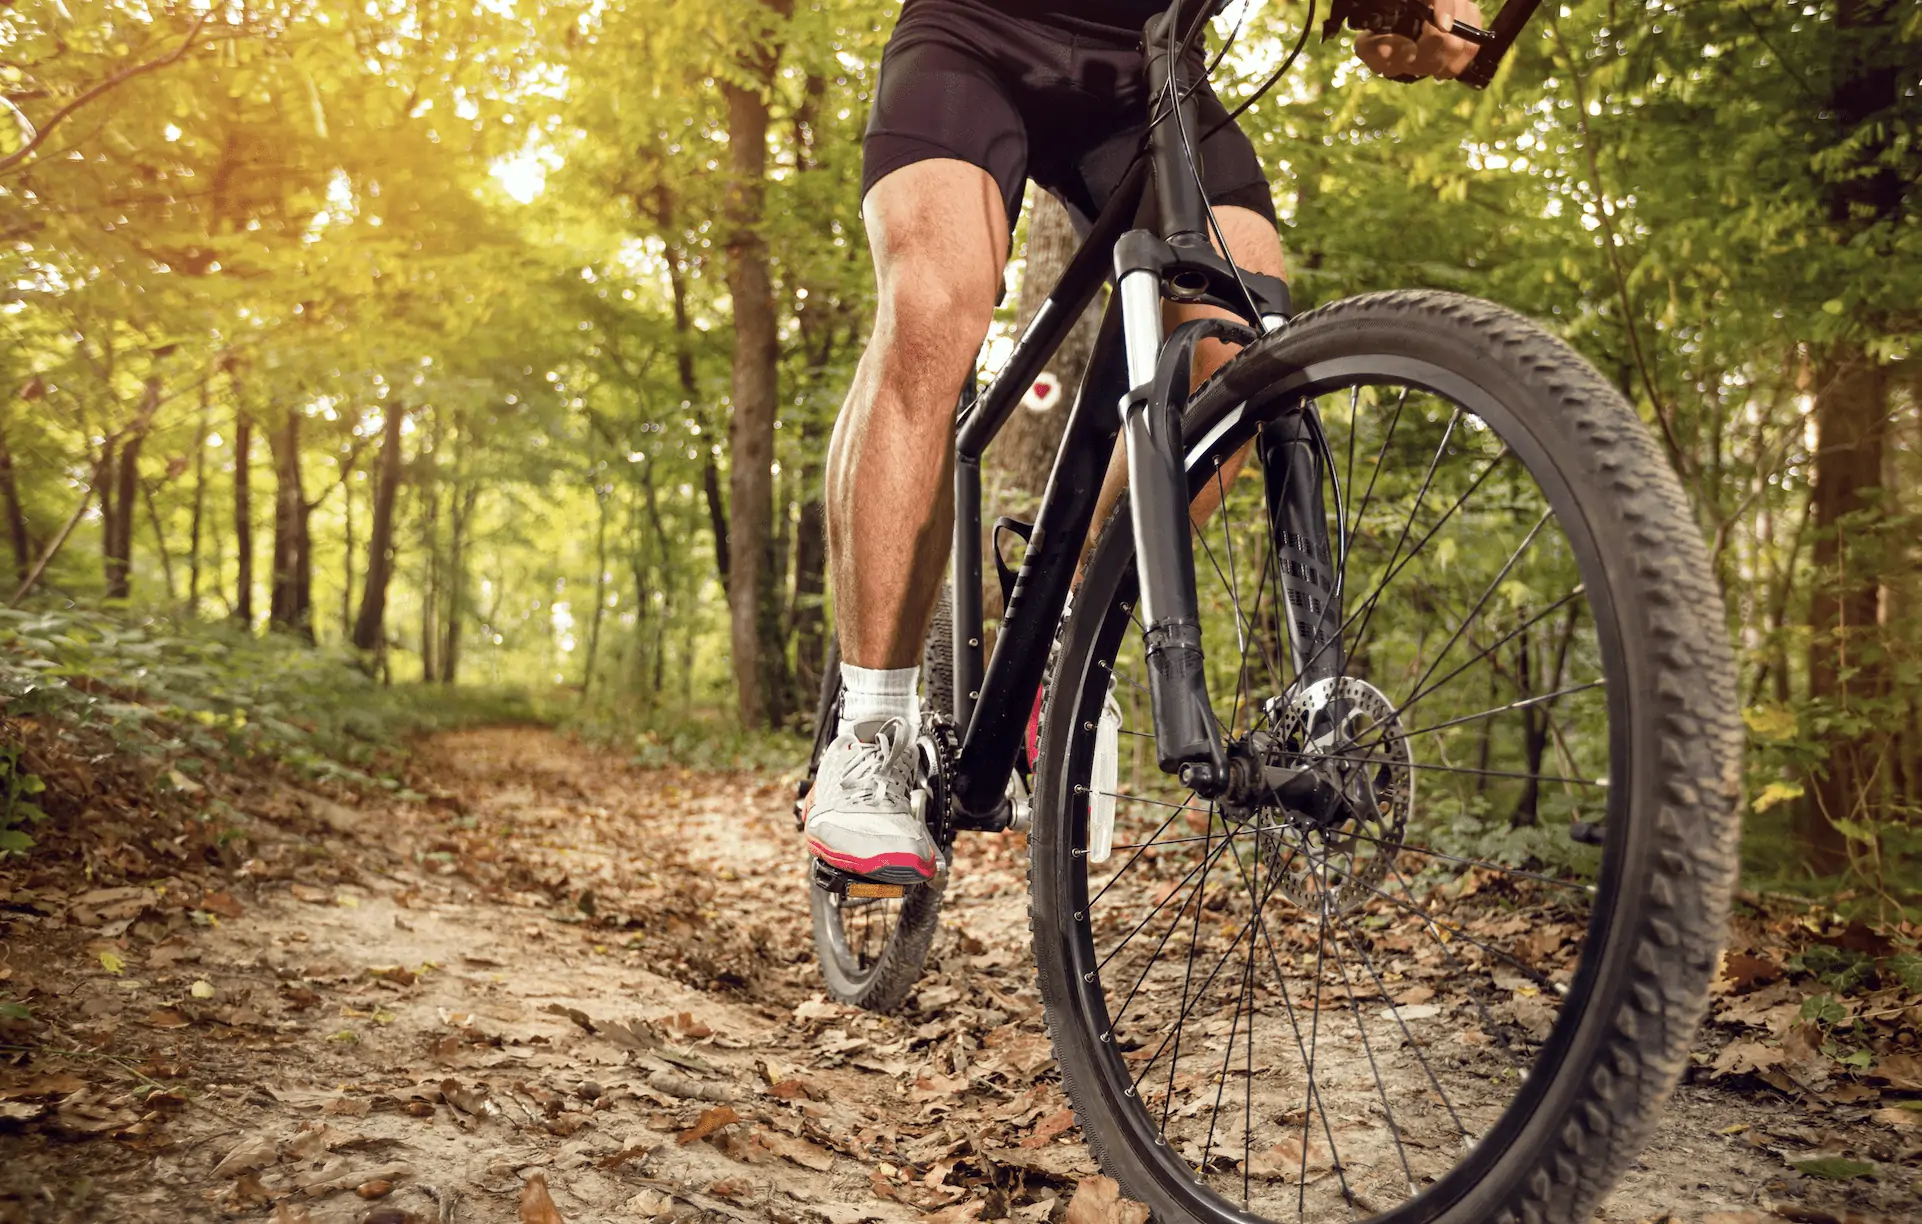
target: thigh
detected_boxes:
[862,19,1030,243]
[863,158,1009,320]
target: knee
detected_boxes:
[872,258,996,377]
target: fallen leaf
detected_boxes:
[1020,1108,1078,1149]
[199,890,244,919]
[0,1072,85,1099]
[190,979,215,1000]
[1870,1052,1922,1091]
[357,1179,395,1198]
[213,1133,280,1177]
[1710,1040,1785,1079]
[98,949,125,976]
[1717,952,1783,994]
[1063,1175,1150,1224]
[678,1104,741,1145]
[519,1171,567,1224]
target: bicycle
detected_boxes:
[797,2,1742,1220]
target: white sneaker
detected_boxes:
[804,718,938,884]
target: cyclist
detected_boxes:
[805,0,1482,884]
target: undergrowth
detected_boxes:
[0,605,552,856]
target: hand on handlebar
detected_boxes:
[1355,0,1484,81]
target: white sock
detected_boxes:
[839,664,919,740]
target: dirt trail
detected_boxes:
[0,729,1909,1223]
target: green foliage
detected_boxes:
[0,741,47,857]
[0,607,550,805]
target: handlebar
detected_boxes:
[1323,0,1543,89]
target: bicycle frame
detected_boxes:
[945,1,1295,821]
[939,0,1541,822]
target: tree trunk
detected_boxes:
[104,384,155,601]
[1797,0,1904,873]
[661,238,734,601]
[187,379,209,610]
[0,405,32,586]
[268,408,314,640]
[442,482,476,685]
[141,477,176,602]
[1800,349,1890,873]
[233,405,254,627]
[584,485,609,696]
[987,191,1105,503]
[352,402,405,654]
[721,22,785,728]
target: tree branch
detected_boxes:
[0,14,212,175]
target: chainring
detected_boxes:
[1261,676,1414,913]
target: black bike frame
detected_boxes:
[946,0,1289,820]
[940,0,1538,820]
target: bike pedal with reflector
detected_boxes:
[810,857,906,900]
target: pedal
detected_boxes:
[810,858,906,900]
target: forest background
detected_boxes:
[0,0,1916,899]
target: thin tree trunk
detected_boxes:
[988,190,1104,503]
[187,379,209,610]
[104,379,157,601]
[584,486,609,696]
[352,402,405,654]
[442,482,475,685]
[417,408,443,682]
[233,404,253,627]
[8,471,97,606]
[268,407,313,639]
[721,17,785,727]
[0,405,32,586]
[141,477,176,602]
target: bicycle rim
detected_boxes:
[1042,356,1640,1222]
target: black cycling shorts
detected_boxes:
[861,0,1277,242]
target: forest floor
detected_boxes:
[0,727,1917,1224]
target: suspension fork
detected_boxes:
[1259,408,1345,686]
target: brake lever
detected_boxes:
[1324,0,1539,89]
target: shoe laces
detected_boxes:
[839,719,915,809]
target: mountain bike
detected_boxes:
[797,1,1742,1220]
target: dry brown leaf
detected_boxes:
[1715,952,1783,995]
[756,1128,836,1172]
[1711,1040,1785,1080]
[1870,1106,1920,1130]
[1246,1135,1334,1184]
[519,1170,568,1224]
[1019,1107,1077,1149]
[0,1071,85,1100]
[678,1104,741,1145]
[199,890,245,919]
[1869,1052,1922,1091]
[1063,1175,1150,1224]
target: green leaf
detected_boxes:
[0,1001,30,1022]
[1884,953,1922,994]
[0,830,33,854]
[1797,993,1847,1027]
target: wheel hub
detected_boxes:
[1255,676,1414,912]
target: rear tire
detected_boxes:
[806,585,954,1012]
[1031,292,1741,1223]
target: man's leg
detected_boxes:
[827,159,1009,670]
[807,158,1007,884]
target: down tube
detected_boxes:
[952,300,1131,820]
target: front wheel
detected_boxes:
[1031,292,1741,1224]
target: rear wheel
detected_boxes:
[1031,292,1741,1224]
[806,585,953,1011]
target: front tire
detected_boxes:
[1031,292,1741,1224]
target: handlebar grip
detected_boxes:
[1455,0,1543,89]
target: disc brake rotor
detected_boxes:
[1262,676,1414,912]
